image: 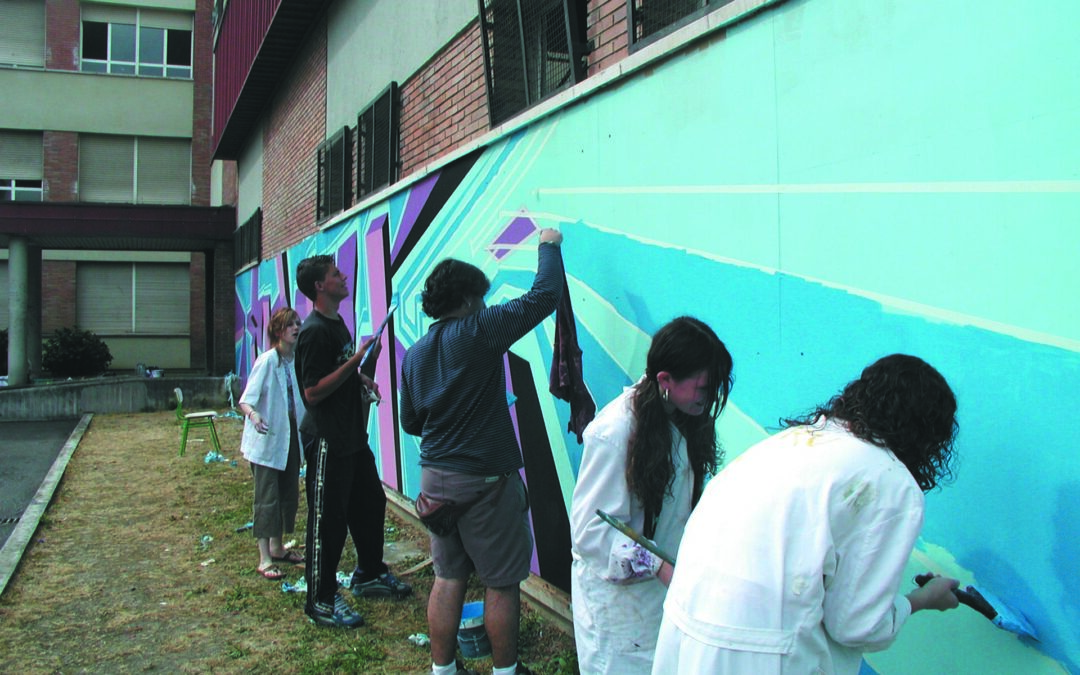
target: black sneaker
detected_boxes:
[351,571,413,599]
[514,666,535,675]
[306,592,365,628]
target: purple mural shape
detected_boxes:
[488,213,538,260]
[392,173,439,262]
[337,232,358,334]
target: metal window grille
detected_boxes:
[234,207,261,269]
[629,0,733,47]
[316,126,353,222]
[357,82,400,199]
[478,0,587,127]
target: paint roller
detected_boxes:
[914,573,1038,641]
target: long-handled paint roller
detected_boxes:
[914,573,1038,641]
[595,509,676,565]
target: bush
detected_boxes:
[43,327,113,378]
[0,329,7,377]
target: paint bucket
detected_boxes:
[457,601,491,658]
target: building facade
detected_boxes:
[216,1,1078,672]
[0,0,235,383]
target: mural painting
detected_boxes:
[235,1,1078,671]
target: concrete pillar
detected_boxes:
[26,246,42,378]
[7,238,28,386]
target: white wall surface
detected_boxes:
[325,0,477,133]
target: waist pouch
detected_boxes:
[415,474,509,536]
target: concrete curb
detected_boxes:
[0,413,93,598]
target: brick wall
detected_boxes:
[43,131,78,202]
[190,0,214,207]
[587,0,630,77]
[45,0,79,71]
[399,21,489,179]
[261,18,327,258]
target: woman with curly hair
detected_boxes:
[653,354,962,675]
[569,316,734,674]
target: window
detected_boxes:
[478,0,587,126]
[0,179,43,202]
[316,126,352,222]
[76,262,190,335]
[0,0,46,67]
[357,83,400,199]
[80,6,192,79]
[629,0,734,48]
[234,208,262,270]
[0,130,43,201]
[79,135,191,204]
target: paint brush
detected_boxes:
[914,573,1038,641]
[358,294,398,368]
[595,509,676,565]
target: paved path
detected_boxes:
[0,416,90,596]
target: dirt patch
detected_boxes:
[0,411,578,673]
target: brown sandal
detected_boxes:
[257,564,285,580]
[271,550,305,565]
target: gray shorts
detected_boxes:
[420,467,533,587]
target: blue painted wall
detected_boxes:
[236,1,1078,670]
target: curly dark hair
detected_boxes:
[627,316,734,538]
[296,255,335,302]
[783,353,958,492]
[420,259,491,319]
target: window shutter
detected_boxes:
[357,83,399,198]
[0,131,43,179]
[316,127,352,220]
[0,0,45,67]
[479,0,585,126]
[80,135,135,203]
[77,263,134,333]
[137,137,191,204]
[138,9,193,31]
[81,5,137,23]
[134,264,189,334]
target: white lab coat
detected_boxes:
[571,383,693,674]
[654,420,923,675]
[238,348,305,470]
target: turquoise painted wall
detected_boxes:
[235,1,1077,671]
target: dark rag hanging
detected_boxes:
[549,258,596,443]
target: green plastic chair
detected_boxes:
[174,387,221,456]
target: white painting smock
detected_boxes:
[570,382,692,674]
[654,421,922,675]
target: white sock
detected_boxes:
[492,664,518,675]
[431,661,457,675]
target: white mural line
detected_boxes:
[567,272,767,458]
[567,273,651,376]
[537,179,1080,195]
[466,119,562,251]
[556,220,1080,354]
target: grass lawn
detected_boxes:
[0,411,578,674]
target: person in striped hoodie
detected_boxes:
[400,228,564,675]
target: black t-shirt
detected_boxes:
[295,310,367,452]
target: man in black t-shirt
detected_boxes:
[294,254,411,628]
